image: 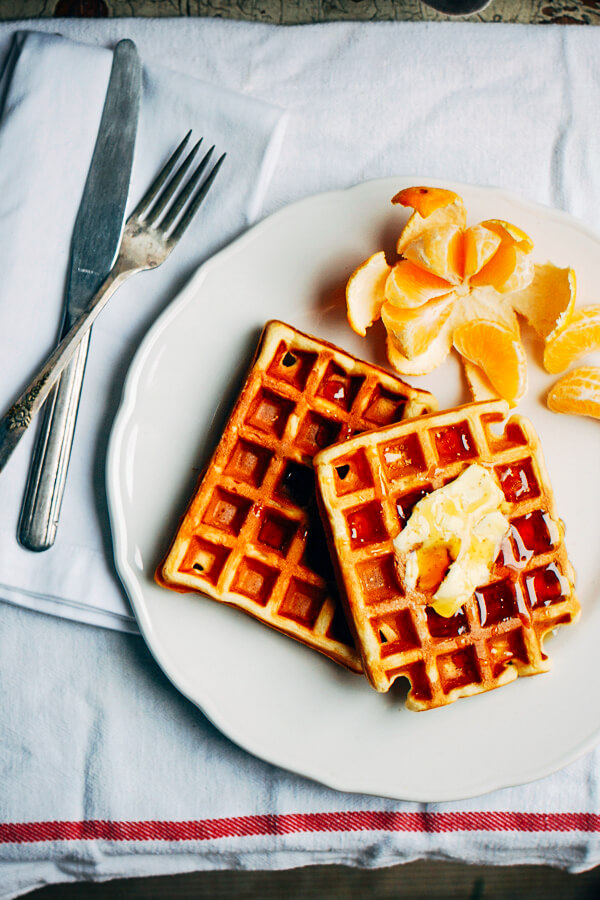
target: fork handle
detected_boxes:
[18,334,90,551]
[0,265,131,476]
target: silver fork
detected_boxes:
[0,133,225,475]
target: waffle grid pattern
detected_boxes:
[315,400,580,708]
[158,320,436,671]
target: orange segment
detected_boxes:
[547,366,600,419]
[453,319,527,406]
[385,259,454,309]
[346,251,391,337]
[402,224,464,284]
[463,224,502,280]
[395,191,467,255]
[543,305,600,374]
[469,243,533,293]
[480,219,534,253]
[381,293,456,359]
[510,265,576,340]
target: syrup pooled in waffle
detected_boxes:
[314,399,580,708]
[157,320,436,671]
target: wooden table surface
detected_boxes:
[0,0,598,25]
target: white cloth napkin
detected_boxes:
[0,29,287,631]
[1,17,600,900]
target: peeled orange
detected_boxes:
[344,185,572,405]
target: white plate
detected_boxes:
[107,178,600,802]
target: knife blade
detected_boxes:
[18,38,142,551]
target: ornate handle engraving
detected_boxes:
[6,375,49,432]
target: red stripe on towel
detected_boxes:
[1,811,599,843]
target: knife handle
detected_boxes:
[18,332,90,551]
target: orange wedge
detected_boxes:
[346,251,391,336]
[402,224,464,284]
[510,265,576,340]
[469,219,534,293]
[469,243,533,293]
[395,190,467,255]
[381,293,456,359]
[480,219,534,254]
[385,259,454,309]
[463,224,502,280]
[543,305,600,374]
[547,366,600,419]
[453,318,527,406]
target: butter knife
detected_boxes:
[18,39,142,551]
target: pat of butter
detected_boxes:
[393,464,510,618]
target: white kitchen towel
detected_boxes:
[0,29,287,631]
[1,16,600,900]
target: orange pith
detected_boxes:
[547,366,600,419]
[346,185,577,403]
[543,305,600,374]
[346,250,391,337]
[382,293,455,359]
[510,265,576,340]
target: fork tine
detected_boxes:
[129,131,192,219]
[168,153,226,243]
[160,145,215,234]
[144,140,202,226]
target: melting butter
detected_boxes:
[393,464,510,618]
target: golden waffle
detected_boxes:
[157,320,437,671]
[314,399,579,707]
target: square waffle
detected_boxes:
[314,399,580,708]
[157,320,437,671]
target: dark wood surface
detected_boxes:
[0,0,598,25]
[23,859,600,898]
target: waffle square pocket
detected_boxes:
[314,400,580,708]
[157,320,436,671]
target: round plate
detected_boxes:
[107,178,600,802]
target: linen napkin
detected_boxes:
[0,30,287,631]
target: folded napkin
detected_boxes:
[0,30,287,631]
